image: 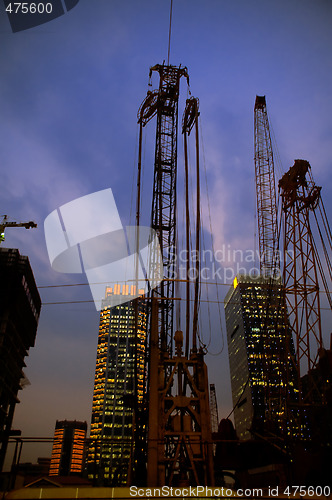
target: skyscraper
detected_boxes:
[49,420,87,476]
[224,275,298,440]
[87,285,146,486]
[0,248,41,472]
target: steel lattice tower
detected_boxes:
[254,96,279,278]
[279,159,323,405]
[150,64,186,352]
[253,96,303,442]
[136,65,214,486]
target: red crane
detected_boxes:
[279,160,330,402]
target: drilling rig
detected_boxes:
[135,64,214,486]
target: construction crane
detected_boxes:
[279,160,331,405]
[255,97,332,472]
[254,96,279,278]
[0,215,37,243]
[137,64,189,354]
[253,96,297,439]
[135,64,214,486]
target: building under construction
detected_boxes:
[0,247,41,473]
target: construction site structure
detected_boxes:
[0,248,41,473]
[254,96,279,278]
[278,159,332,482]
[137,64,189,354]
[136,64,214,486]
[0,215,37,243]
[253,96,298,439]
[279,160,325,405]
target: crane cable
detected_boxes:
[167,0,173,66]
[199,118,225,356]
[226,376,250,420]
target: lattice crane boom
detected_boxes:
[253,97,299,439]
[254,96,279,277]
[136,64,214,487]
[138,64,189,353]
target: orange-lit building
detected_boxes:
[86,286,146,486]
[49,420,87,476]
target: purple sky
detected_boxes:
[1,0,331,466]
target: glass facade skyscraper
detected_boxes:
[224,275,298,440]
[87,285,146,486]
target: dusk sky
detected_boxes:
[1,0,331,465]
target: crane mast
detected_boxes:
[136,64,214,486]
[138,64,188,352]
[150,64,187,352]
[254,96,279,277]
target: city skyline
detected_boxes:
[0,0,331,466]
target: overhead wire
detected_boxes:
[37,280,332,293]
[199,116,225,355]
[269,111,285,179]
[312,210,332,311]
[40,298,332,310]
[129,123,140,227]
[191,107,205,350]
[167,0,173,66]
[317,200,332,280]
[175,212,182,332]
[319,198,332,249]
[226,376,250,420]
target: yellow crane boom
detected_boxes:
[0,215,37,243]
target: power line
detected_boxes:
[38,280,332,292]
[42,296,332,308]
